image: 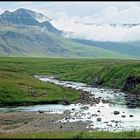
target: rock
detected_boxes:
[102,99,109,103]
[104,121,108,123]
[80,106,89,110]
[62,99,70,105]
[121,115,126,118]
[125,95,129,98]
[122,75,140,91]
[92,114,98,117]
[65,117,70,120]
[63,110,70,114]
[114,90,117,93]
[60,126,62,128]
[126,102,131,106]
[71,108,75,110]
[93,77,103,87]
[129,115,134,117]
[38,110,44,113]
[113,111,120,115]
[97,118,101,122]
[127,104,137,108]
[115,121,119,123]
[107,123,112,127]
[97,110,100,113]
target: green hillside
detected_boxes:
[74,39,140,59]
[0,57,140,106]
[0,25,135,59]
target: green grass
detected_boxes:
[0,57,81,106]
[0,130,140,139]
[0,57,140,106]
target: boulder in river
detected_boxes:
[38,110,44,113]
[113,111,120,115]
[97,118,101,122]
[63,110,70,114]
[121,115,126,118]
[80,106,89,110]
[129,115,134,117]
[62,99,70,105]
[60,126,63,128]
[92,114,98,117]
[127,104,137,108]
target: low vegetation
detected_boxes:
[0,130,140,139]
[0,57,140,106]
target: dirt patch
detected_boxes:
[0,112,92,134]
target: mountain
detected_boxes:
[20,8,51,22]
[0,8,139,59]
[73,39,140,59]
[0,9,39,26]
[0,8,60,34]
[38,21,61,35]
[1,25,133,58]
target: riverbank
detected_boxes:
[0,111,92,134]
[0,111,140,139]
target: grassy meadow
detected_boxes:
[0,57,140,106]
[0,130,140,139]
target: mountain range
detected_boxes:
[0,8,140,59]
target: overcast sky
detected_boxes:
[1,1,140,23]
[1,1,140,41]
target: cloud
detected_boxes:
[50,5,140,42]
[53,18,140,42]
[64,24,140,42]
[0,7,6,14]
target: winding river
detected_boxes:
[0,75,140,132]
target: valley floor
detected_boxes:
[0,57,140,138]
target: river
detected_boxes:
[0,75,140,132]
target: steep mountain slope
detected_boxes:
[0,9,38,26]
[0,8,61,34]
[0,25,133,58]
[0,8,139,59]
